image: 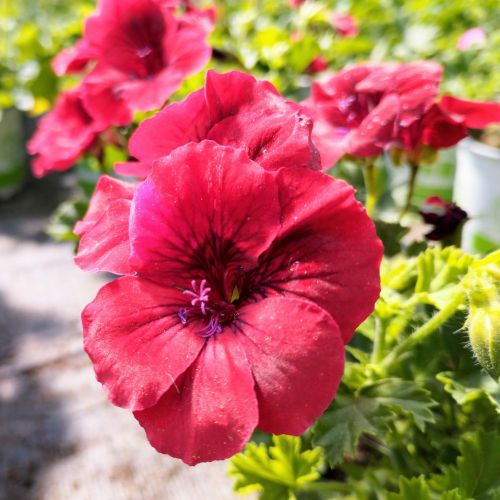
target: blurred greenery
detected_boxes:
[1,0,498,114]
[210,0,500,99]
[0,0,93,113]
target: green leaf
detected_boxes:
[46,197,88,243]
[386,475,432,500]
[312,395,379,466]
[228,435,323,500]
[436,371,500,414]
[456,431,500,499]
[359,379,437,432]
[313,379,436,466]
[413,247,475,310]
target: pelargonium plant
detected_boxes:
[26,0,500,497]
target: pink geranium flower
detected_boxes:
[53,0,212,127]
[305,62,443,166]
[82,140,382,464]
[75,71,321,273]
[457,27,487,51]
[331,13,359,38]
[27,89,101,177]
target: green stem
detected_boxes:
[362,161,377,216]
[399,162,419,221]
[381,289,466,370]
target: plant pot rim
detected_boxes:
[458,137,500,160]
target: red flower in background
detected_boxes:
[305,62,443,167]
[82,140,382,464]
[52,0,212,128]
[396,96,500,155]
[306,62,500,167]
[118,70,320,177]
[27,89,101,178]
[306,56,328,74]
[331,13,359,38]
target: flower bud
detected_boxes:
[464,251,500,380]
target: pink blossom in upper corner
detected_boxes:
[51,0,212,128]
[119,70,320,177]
[457,27,487,51]
[331,13,359,38]
[82,140,382,464]
[304,61,443,167]
[27,89,102,178]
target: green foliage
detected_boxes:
[230,246,500,499]
[0,0,93,111]
[229,435,323,499]
[314,379,436,466]
[211,0,499,99]
[46,196,88,243]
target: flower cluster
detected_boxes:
[305,62,500,168]
[28,0,212,177]
[77,71,383,465]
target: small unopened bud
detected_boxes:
[464,251,500,380]
[467,306,500,380]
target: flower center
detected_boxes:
[177,280,237,338]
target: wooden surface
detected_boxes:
[0,176,243,500]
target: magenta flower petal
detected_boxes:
[75,200,133,275]
[130,141,282,282]
[128,89,209,164]
[75,176,136,275]
[439,96,500,129]
[134,331,258,465]
[51,39,95,76]
[28,89,99,177]
[77,0,211,121]
[268,166,383,343]
[239,297,344,435]
[83,276,205,411]
[305,62,443,165]
[331,12,359,38]
[345,94,401,157]
[128,70,320,174]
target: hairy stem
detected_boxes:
[381,289,466,370]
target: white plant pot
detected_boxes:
[454,138,500,254]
